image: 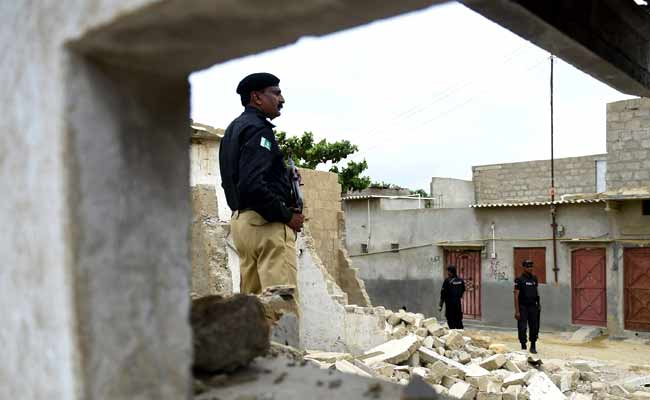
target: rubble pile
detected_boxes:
[305,308,649,400]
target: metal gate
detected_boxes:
[625,248,650,331]
[572,248,607,326]
[445,249,481,319]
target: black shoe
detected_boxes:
[530,343,537,354]
[521,343,527,350]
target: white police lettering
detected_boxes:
[526,282,534,286]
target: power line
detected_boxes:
[349,55,550,158]
[360,44,532,139]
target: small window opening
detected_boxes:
[642,200,650,216]
[360,243,368,254]
[391,243,400,252]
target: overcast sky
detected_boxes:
[190,2,634,192]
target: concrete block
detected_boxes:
[525,372,567,400]
[504,359,522,373]
[363,334,421,365]
[630,391,650,399]
[401,313,416,325]
[411,366,429,379]
[369,361,395,378]
[415,328,428,338]
[503,385,523,400]
[407,350,421,367]
[417,346,483,377]
[447,365,467,379]
[334,360,372,378]
[392,324,408,339]
[414,313,425,328]
[443,330,466,350]
[541,359,566,374]
[192,295,269,373]
[431,384,450,396]
[387,312,403,326]
[480,354,507,371]
[449,382,478,400]
[477,393,503,400]
[423,336,435,349]
[457,351,472,364]
[442,375,465,389]
[557,371,580,392]
[304,351,352,363]
[427,323,448,337]
[503,372,528,388]
[422,317,439,331]
[467,375,491,391]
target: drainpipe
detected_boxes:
[367,198,371,248]
[551,205,559,284]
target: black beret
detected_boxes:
[236,72,280,95]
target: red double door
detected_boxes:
[445,249,481,320]
[625,248,650,331]
[572,248,607,326]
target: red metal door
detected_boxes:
[445,250,481,319]
[572,248,607,326]
[625,248,650,331]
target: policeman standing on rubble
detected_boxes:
[219,72,304,296]
[438,265,466,329]
[514,259,541,354]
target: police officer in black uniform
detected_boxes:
[514,259,541,353]
[439,265,466,329]
[219,72,304,295]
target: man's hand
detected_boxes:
[438,303,443,313]
[287,212,305,232]
[515,312,520,321]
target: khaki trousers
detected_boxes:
[231,210,298,295]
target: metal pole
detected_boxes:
[550,54,559,284]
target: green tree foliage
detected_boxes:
[276,131,371,193]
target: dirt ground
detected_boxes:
[466,327,650,383]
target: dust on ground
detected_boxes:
[466,327,650,382]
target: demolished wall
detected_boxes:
[191,184,232,297]
[299,168,371,306]
[297,227,389,353]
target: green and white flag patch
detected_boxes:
[260,137,272,151]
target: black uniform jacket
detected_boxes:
[440,276,466,305]
[514,274,540,306]
[219,106,293,223]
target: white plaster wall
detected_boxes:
[0,1,158,399]
[297,234,348,352]
[343,309,391,355]
[430,177,475,208]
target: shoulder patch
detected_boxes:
[260,136,272,151]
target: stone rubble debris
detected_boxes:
[191,294,269,373]
[304,307,644,400]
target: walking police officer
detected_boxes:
[439,265,466,329]
[219,72,304,295]
[514,259,541,353]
